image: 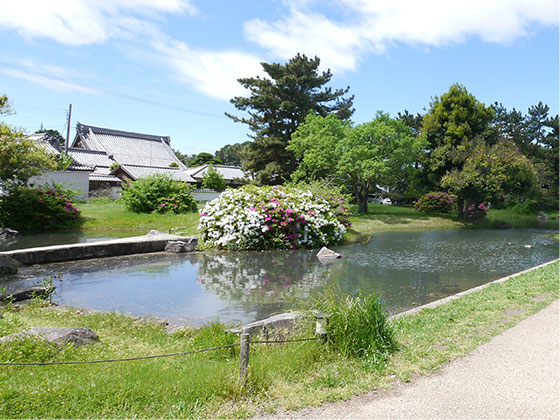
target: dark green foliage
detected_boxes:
[121,174,197,214]
[109,162,120,172]
[227,54,354,185]
[0,185,81,231]
[173,149,197,167]
[214,141,251,166]
[313,288,397,366]
[189,152,223,167]
[35,128,66,148]
[201,164,227,191]
[414,192,456,213]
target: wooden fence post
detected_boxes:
[239,333,250,383]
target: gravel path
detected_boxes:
[266,299,560,419]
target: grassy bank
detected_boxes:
[1,261,557,418]
[76,200,558,244]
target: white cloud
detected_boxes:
[151,36,264,100]
[0,0,195,45]
[244,0,559,72]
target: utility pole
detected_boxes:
[65,103,72,154]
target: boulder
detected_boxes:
[316,247,341,259]
[0,285,55,303]
[0,255,20,275]
[146,229,164,236]
[0,228,19,242]
[537,212,549,220]
[497,221,512,230]
[0,327,99,347]
[164,237,197,253]
[229,311,314,339]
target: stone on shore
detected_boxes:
[0,285,55,303]
[0,228,19,242]
[0,327,99,347]
[497,221,512,230]
[164,237,197,253]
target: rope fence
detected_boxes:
[0,315,328,383]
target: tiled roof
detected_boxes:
[74,122,185,169]
[89,174,122,182]
[68,147,115,168]
[118,164,196,183]
[186,165,249,183]
[27,133,61,155]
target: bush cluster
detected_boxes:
[466,202,489,219]
[0,185,81,231]
[414,191,456,213]
[121,174,197,214]
[198,185,346,250]
[289,179,352,228]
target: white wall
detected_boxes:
[28,170,89,199]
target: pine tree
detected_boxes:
[227,54,354,185]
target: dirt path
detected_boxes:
[265,299,560,419]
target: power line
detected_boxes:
[0,62,226,120]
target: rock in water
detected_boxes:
[316,247,341,259]
[0,255,20,275]
[0,327,99,347]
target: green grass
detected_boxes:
[77,201,200,236]
[72,201,557,243]
[1,261,557,418]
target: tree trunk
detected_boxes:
[457,197,465,218]
[359,192,369,213]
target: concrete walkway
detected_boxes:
[269,299,560,419]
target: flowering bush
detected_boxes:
[0,185,81,231]
[289,179,352,228]
[121,174,196,214]
[466,202,489,219]
[155,190,197,214]
[198,185,346,250]
[414,191,456,213]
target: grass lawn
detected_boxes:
[76,200,558,244]
[0,261,557,418]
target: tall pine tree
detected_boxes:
[226,54,354,185]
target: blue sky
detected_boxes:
[0,0,558,155]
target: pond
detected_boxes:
[3,229,558,326]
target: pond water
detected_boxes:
[3,229,558,326]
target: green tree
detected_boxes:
[201,164,227,191]
[288,112,424,213]
[35,128,66,148]
[215,141,251,166]
[422,84,495,216]
[227,53,354,185]
[0,94,13,115]
[441,139,538,213]
[189,152,223,167]
[173,149,196,167]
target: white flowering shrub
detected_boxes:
[198,185,346,250]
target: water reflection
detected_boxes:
[2,229,558,326]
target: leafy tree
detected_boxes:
[189,152,223,167]
[1,101,56,187]
[227,53,354,185]
[441,139,537,215]
[288,112,424,213]
[173,149,196,167]
[215,141,251,166]
[422,84,495,216]
[201,164,227,191]
[0,94,13,115]
[36,129,66,148]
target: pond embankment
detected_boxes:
[0,232,196,265]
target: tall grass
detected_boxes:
[311,287,398,368]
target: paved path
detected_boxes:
[268,299,560,419]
